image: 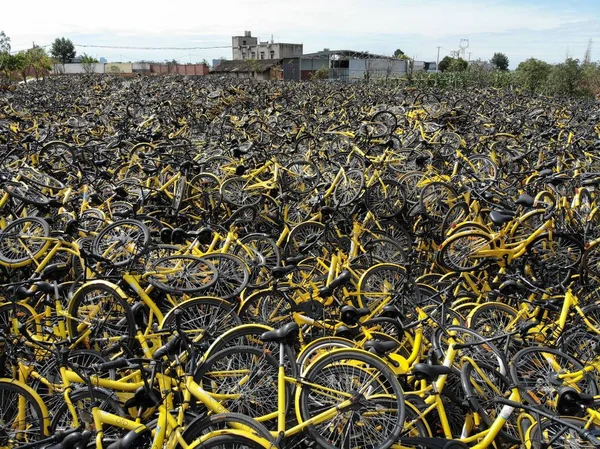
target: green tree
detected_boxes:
[515,58,551,93]
[393,48,405,58]
[27,46,53,79]
[201,58,210,67]
[490,52,509,71]
[438,56,453,72]
[13,51,29,82]
[580,62,600,97]
[448,57,468,72]
[0,31,11,80]
[81,53,99,73]
[50,37,76,65]
[80,53,98,63]
[545,58,581,96]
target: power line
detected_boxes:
[74,43,231,50]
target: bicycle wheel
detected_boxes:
[0,380,48,445]
[194,434,270,449]
[219,177,261,207]
[31,349,116,419]
[397,171,425,206]
[440,201,470,239]
[333,169,364,206]
[231,233,280,289]
[458,155,498,191]
[461,360,520,444]
[0,303,40,344]
[92,219,150,267]
[205,324,297,379]
[67,282,136,351]
[0,217,51,267]
[561,328,600,364]
[510,346,598,411]
[160,297,241,343]
[357,263,410,311]
[296,336,355,376]
[437,230,493,272]
[363,237,407,265]
[467,302,518,338]
[38,141,75,174]
[526,233,583,286]
[282,160,320,197]
[187,172,221,213]
[3,181,49,207]
[19,167,65,191]
[365,178,406,218]
[527,416,600,449]
[582,239,600,277]
[372,110,397,134]
[193,345,281,422]
[50,387,125,443]
[147,255,218,294]
[197,253,250,301]
[298,348,405,449]
[433,325,508,376]
[179,413,275,449]
[238,289,296,326]
[419,181,457,223]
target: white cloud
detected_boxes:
[3,0,597,65]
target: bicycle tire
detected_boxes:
[510,346,598,411]
[365,178,406,218]
[160,296,241,343]
[192,345,282,422]
[66,282,136,351]
[0,379,49,445]
[437,230,493,272]
[147,255,219,294]
[92,219,150,267]
[298,348,405,449]
[0,217,51,267]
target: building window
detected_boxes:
[270,51,275,59]
[242,40,246,45]
[251,52,256,58]
[260,52,265,59]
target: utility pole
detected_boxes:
[468,52,472,62]
[189,53,191,64]
[436,46,441,72]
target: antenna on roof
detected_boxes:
[271,34,274,44]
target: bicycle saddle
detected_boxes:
[411,363,452,381]
[364,339,399,355]
[557,387,595,416]
[489,210,514,226]
[271,265,295,278]
[124,386,161,410]
[515,193,535,208]
[284,255,305,265]
[382,305,404,319]
[260,322,300,344]
[41,262,71,281]
[340,305,370,325]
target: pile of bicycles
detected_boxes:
[0,75,600,449]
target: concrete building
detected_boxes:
[232,31,302,61]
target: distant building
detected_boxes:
[283,50,408,82]
[212,59,222,69]
[99,57,107,63]
[232,31,302,61]
[212,59,282,80]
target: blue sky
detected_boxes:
[4,0,600,67]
